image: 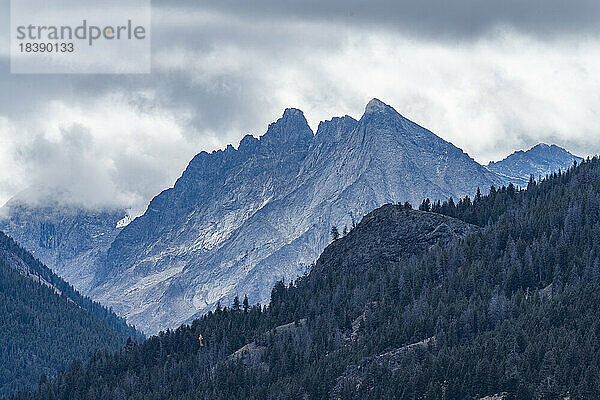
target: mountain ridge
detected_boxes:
[487,143,582,186]
[0,189,127,294]
[16,156,600,399]
[0,230,140,397]
[1,100,583,335]
[90,98,505,333]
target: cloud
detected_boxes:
[1,2,599,211]
[156,0,600,40]
[0,118,26,204]
[0,91,206,214]
[151,15,600,163]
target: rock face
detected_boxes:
[486,143,582,186]
[0,192,126,294]
[90,99,503,334]
[313,204,479,277]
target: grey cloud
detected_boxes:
[12,124,124,208]
[1,0,600,210]
[157,0,600,39]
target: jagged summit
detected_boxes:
[215,99,408,156]
[364,98,391,114]
[282,107,305,119]
[269,107,309,128]
[238,134,259,152]
[532,143,550,149]
[314,116,358,142]
[528,143,571,157]
[261,107,313,147]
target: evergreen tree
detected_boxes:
[232,296,241,311]
[419,198,431,212]
[331,226,340,241]
[243,295,249,313]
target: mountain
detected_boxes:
[11,203,479,400]
[0,230,140,397]
[486,143,582,186]
[90,98,504,333]
[16,157,600,399]
[0,189,127,294]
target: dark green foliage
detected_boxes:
[13,157,600,399]
[331,226,340,241]
[0,232,139,339]
[0,233,141,397]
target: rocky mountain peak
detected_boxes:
[532,143,550,150]
[528,143,572,158]
[238,134,259,152]
[8,99,516,334]
[261,107,314,148]
[359,98,409,134]
[282,107,305,119]
[363,98,397,116]
[314,116,358,143]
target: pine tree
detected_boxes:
[331,226,340,241]
[243,295,249,313]
[419,198,431,212]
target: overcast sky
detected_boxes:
[1,0,600,214]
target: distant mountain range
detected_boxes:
[0,99,582,334]
[0,230,139,396]
[486,143,582,186]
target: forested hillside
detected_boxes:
[13,157,600,399]
[0,232,140,397]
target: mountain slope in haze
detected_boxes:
[19,157,600,399]
[0,231,140,397]
[91,98,504,333]
[0,189,127,295]
[486,143,582,186]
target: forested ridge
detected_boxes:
[0,232,140,397]
[0,232,139,338]
[12,157,600,399]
